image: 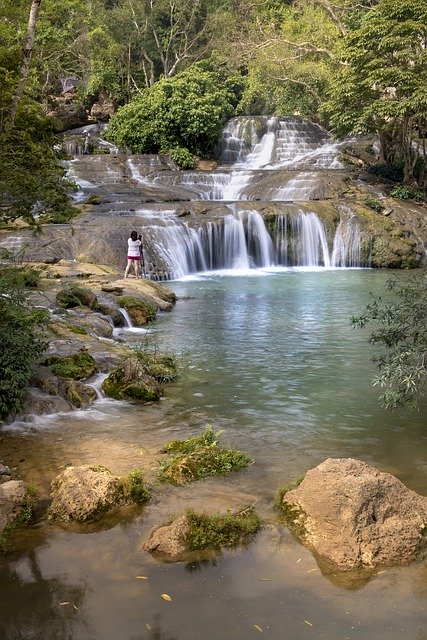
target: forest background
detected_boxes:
[0,0,426,223]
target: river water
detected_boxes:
[1,268,426,640]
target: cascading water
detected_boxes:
[64,115,366,276]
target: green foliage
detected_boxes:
[119,469,151,504]
[325,0,427,186]
[106,61,242,157]
[390,185,425,202]
[158,425,253,485]
[185,508,261,551]
[351,272,427,410]
[44,350,97,380]
[368,162,404,183]
[362,196,384,213]
[0,264,49,420]
[167,147,195,169]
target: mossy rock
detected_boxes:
[44,349,97,380]
[56,285,98,309]
[186,507,261,551]
[116,296,157,325]
[136,352,178,382]
[95,303,124,327]
[102,366,161,402]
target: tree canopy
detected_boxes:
[105,60,243,159]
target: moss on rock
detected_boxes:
[116,295,157,325]
[56,285,98,309]
[44,349,97,380]
[186,507,261,551]
[102,356,161,402]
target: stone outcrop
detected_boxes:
[0,480,29,534]
[281,458,427,570]
[48,465,123,522]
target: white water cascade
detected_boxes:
[65,115,367,277]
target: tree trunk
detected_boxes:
[7,0,42,132]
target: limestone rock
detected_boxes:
[282,458,427,570]
[0,480,28,534]
[143,515,191,561]
[48,465,122,522]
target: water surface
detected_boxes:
[1,269,426,640]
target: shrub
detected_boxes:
[106,61,243,158]
[362,196,384,213]
[166,147,195,169]
[390,185,425,202]
[368,162,404,183]
[0,266,49,419]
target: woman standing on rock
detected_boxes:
[124,230,142,278]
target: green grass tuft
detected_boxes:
[186,508,261,551]
[119,469,151,504]
[158,425,253,485]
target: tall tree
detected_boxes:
[325,0,427,186]
[7,0,42,131]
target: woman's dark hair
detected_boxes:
[130,230,138,241]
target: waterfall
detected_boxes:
[331,207,366,267]
[274,212,331,267]
[115,308,149,335]
[145,208,337,277]
[219,116,344,170]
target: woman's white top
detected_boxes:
[127,238,141,257]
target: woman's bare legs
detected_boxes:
[124,259,141,278]
[124,258,133,278]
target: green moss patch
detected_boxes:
[274,476,304,512]
[158,425,253,485]
[136,352,179,383]
[117,296,157,324]
[186,508,261,551]
[56,285,98,309]
[102,369,161,402]
[44,349,97,380]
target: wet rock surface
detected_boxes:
[281,458,427,570]
[0,480,28,534]
[48,465,123,522]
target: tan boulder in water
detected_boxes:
[281,458,427,570]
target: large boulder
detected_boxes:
[48,465,122,522]
[281,458,427,570]
[0,481,29,534]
